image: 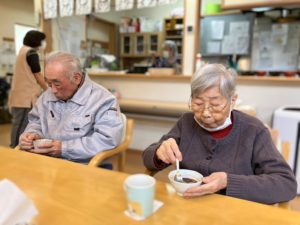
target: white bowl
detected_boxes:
[33,139,52,149]
[168,169,203,196]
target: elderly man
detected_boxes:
[143,63,297,204]
[19,51,123,163]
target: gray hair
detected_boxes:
[163,40,178,58]
[45,51,82,81]
[191,64,237,99]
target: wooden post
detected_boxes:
[37,0,52,53]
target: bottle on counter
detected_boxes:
[132,18,140,32]
[195,53,203,72]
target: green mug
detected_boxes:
[205,3,221,15]
[124,174,156,218]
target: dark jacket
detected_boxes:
[143,110,297,204]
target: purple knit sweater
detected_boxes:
[142,110,297,204]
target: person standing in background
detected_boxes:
[8,30,48,148]
[151,40,179,71]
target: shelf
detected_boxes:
[221,0,300,10]
[165,17,183,21]
[165,28,183,31]
[165,35,182,39]
[120,32,163,69]
[237,75,300,84]
[163,16,183,55]
[200,10,241,18]
[120,55,150,58]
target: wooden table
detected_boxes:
[1,146,300,225]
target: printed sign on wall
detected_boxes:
[116,0,134,11]
[137,0,157,8]
[43,0,58,19]
[76,0,92,15]
[59,0,74,17]
[95,0,111,13]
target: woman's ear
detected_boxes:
[231,93,238,107]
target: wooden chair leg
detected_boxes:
[281,142,290,162]
[118,151,126,172]
[277,202,290,209]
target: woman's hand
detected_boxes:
[183,172,228,198]
[156,138,182,164]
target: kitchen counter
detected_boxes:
[88,72,300,84]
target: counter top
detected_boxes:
[119,98,189,117]
[237,75,300,83]
[89,72,192,81]
[89,72,300,83]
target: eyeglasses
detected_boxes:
[191,99,228,113]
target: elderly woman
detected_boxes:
[152,40,178,69]
[143,64,297,204]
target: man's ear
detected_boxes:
[73,72,82,85]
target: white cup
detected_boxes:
[33,139,52,149]
[168,169,203,196]
[124,174,155,218]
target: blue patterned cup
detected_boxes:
[124,174,156,218]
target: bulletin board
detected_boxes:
[199,13,255,56]
[251,17,300,71]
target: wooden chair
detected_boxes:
[88,113,134,172]
[276,141,291,209]
[235,104,257,117]
[269,128,292,209]
[144,168,157,177]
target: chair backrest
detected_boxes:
[120,113,127,143]
[269,128,292,209]
[88,113,134,171]
[269,128,291,162]
[235,105,256,117]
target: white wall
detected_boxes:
[87,18,111,42]
[0,0,36,46]
[236,80,300,124]
[51,16,86,54]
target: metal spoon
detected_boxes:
[174,158,183,182]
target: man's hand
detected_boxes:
[183,172,228,198]
[19,133,40,150]
[29,140,62,158]
[156,138,182,164]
